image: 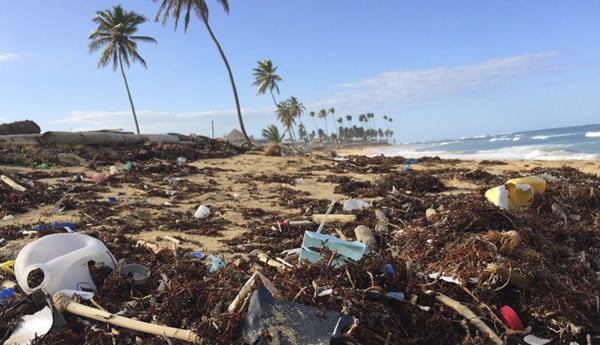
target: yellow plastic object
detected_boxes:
[506,176,546,193]
[0,260,15,275]
[485,176,547,210]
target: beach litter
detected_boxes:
[194,205,210,219]
[485,176,546,210]
[342,198,371,211]
[0,140,597,344]
[14,233,116,294]
[299,231,368,267]
[241,286,354,345]
[4,306,53,345]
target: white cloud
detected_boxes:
[313,51,558,112]
[0,53,18,63]
[52,52,559,138]
[50,107,272,137]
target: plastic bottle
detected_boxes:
[14,233,116,295]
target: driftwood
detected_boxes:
[52,292,202,344]
[312,214,356,224]
[0,175,26,192]
[433,292,503,345]
[227,271,280,313]
[41,132,146,146]
[0,120,40,135]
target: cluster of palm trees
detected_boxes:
[253,59,395,145]
[89,1,395,146]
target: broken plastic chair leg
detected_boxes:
[52,292,202,344]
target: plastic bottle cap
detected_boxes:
[500,305,524,330]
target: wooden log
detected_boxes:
[0,134,42,146]
[354,225,377,249]
[41,131,146,146]
[311,214,356,224]
[53,292,201,344]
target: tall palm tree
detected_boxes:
[252,58,282,105]
[318,109,329,137]
[89,5,156,135]
[276,100,298,146]
[287,96,305,129]
[328,107,336,135]
[154,0,251,145]
[309,111,318,133]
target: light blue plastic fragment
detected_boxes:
[207,255,225,272]
[299,231,368,267]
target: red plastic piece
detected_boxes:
[500,305,524,330]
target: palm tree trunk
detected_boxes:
[269,90,278,106]
[118,53,141,135]
[202,19,251,145]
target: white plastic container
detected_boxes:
[194,205,210,219]
[14,233,117,295]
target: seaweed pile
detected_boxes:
[0,153,598,345]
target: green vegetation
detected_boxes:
[261,124,285,142]
[252,59,282,105]
[88,5,156,135]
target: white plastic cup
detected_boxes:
[14,233,117,295]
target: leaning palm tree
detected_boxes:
[287,97,305,128]
[252,58,282,105]
[89,5,156,135]
[154,0,251,145]
[275,100,297,145]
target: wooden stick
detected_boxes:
[136,240,161,254]
[316,198,337,233]
[228,272,257,313]
[434,292,503,345]
[311,214,356,224]
[256,252,288,270]
[52,292,202,344]
[0,175,26,192]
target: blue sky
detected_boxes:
[1,1,599,142]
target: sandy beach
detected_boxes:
[0,143,598,344]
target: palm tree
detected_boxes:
[89,5,156,135]
[275,100,296,145]
[318,109,329,138]
[288,96,305,133]
[262,124,285,142]
[328,107,336,135]
[309,111,318,133]
[252,58,282,105]
[155,0,251,145]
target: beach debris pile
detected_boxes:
[0,148,598,345]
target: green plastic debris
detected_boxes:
[37,163,49,169]
[300,231,368,267]
[124,161,133,172]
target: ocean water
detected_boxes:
[372,123,600,160]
